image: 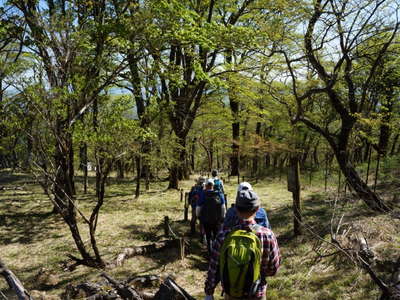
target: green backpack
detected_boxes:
[219,225,262,298]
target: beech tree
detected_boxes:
[7,0,127,267]
[281,0,399,212]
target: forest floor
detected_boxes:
[0,169,399,299]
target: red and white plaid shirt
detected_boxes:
[204,218,281,297]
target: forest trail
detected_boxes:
[1,171,397,299]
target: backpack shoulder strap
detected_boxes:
[249,224,264,251]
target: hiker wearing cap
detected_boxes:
[204,190,281,300]
[189,177,205,234]
[196,179,226,253]
[223,182,271,229]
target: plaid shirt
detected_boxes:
[204,219,281,297]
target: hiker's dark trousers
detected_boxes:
[203,222,220,253]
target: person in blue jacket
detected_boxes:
[189,176,205,234]
[196,179,226,253]
[223,182,271,229]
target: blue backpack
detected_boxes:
[213,178,223,192]
[189,185,203,207]
[223,207,271,229]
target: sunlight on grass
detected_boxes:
[0,171,398,299]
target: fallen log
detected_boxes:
[126,275,161,288]
[0,186,25,191]
[63,274,195,300]
[153,276,195,300]
[101,273,143,300]
[0,259,33,300]
[115,239,181,266]
[63,282,112,299]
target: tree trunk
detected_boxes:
[68,133,76,195]
[227,51,240,177]
[312,142,319,167]
[272,154,279,169]
[63,214,101,267]
[289,155,302,236]
[135,156,141,198]
[24,125,33,170]
[117,160,124,179]
[335,149,389,212]
[363,141,371,162]
[378,98,394,157]
[209,139,214,172]
[191,138,196,171]
[168,166,179,190]
[53,127,73,214]
[252,122,262,177]
[80,143,88,194]
[168,137,187,189]
[265,153,271,168]
[390,134,399,156]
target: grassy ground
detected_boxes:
[0,169,399,299]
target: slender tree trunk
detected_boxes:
[373,153,381,193]
[312,142,319,167]
[230,121,240,176]
[80,143,88,194]
[24,124,33,170]
[363,141,371,162]
[390,134,399,156]
[209,140,214,172]
[289,155,302,236]
[145,166,150,191]
[135,156,141,198]
[191,138,196,171]
[265,153,271,168]
[273,154,279,169]
[68,134,76,195]
[117,160,124,179]
[334,149,389,212]
[378,98,393,157]
[366,146,372,184]
[64,214,100,267]
[252,122,262,177]
[227,51,240,177]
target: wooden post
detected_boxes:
[288,155,302,236]
[180,189,183,202]
[164,216,170,237]
[179,238,185,260]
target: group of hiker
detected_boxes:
[188,170,281,300]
